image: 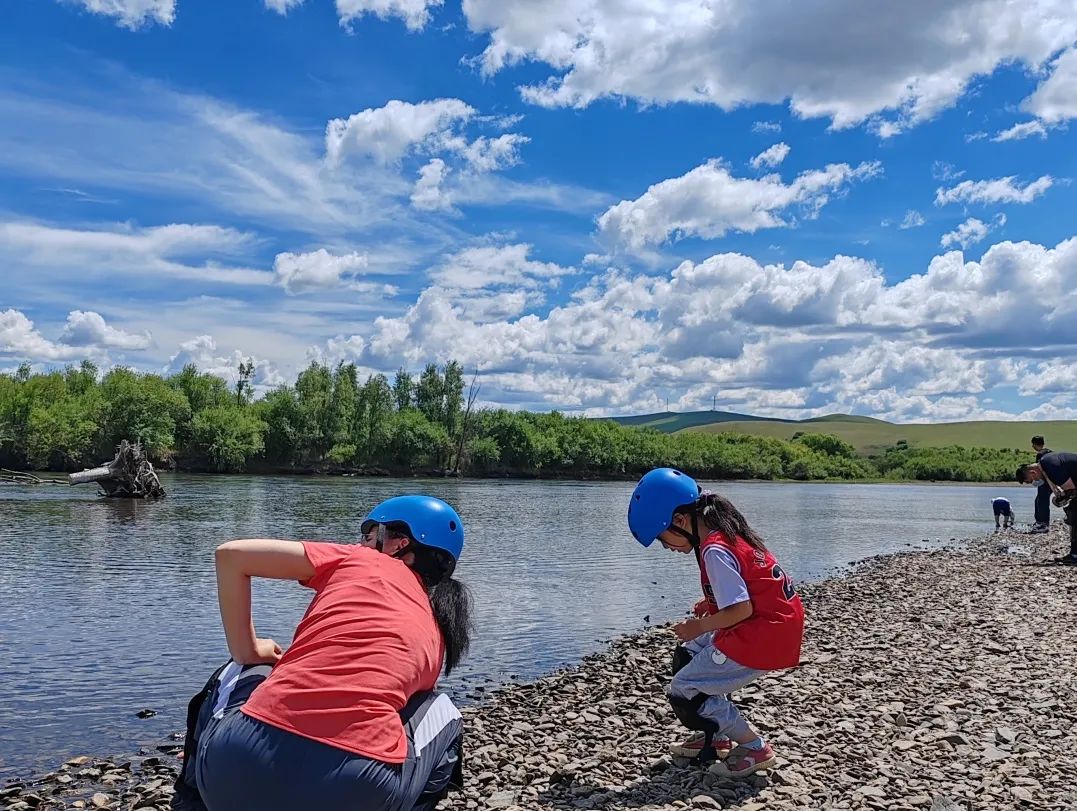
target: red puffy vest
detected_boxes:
[699,531,804,671]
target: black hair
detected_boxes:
[1032,435,1045,446]
[405,539,473,677]
[674,492,768,553]
[1015,464,1033,484]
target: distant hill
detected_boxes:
[609,410,780,432]
[605,411,1077,455]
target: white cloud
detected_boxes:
[167,334,285,392]
[59,310,151,350]
[932,161,964,182]
[461,133,530,172]
[335,0,442,30]
[899,210,925,229]
[264,0,304,13]
[0,309,85,362]
[1023,46,1077,124]
[597,159,882,250]
[939,215,1005,249]
[965,131,990,142]
[749,142,790,169]
[752,121,782,134]
[303,234,1077,417]
[69,0,175,28]
[992,120,1049,141]
[272,248,398,297]
[935,175,1053,206]
[410,158,454,212]
[0,221,270,286]
[463,0,1077,133]
[325,98,475,166]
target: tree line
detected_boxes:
[0,361,1033,482]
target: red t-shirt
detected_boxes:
[241,542,444,764]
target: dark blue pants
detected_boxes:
[176,662,463,811]
[1035,484,1051,525]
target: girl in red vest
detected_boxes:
[629,468,804,778]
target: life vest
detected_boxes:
[698,531,804,670]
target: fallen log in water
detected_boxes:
[68,441,166,498]
[0,468,65,485]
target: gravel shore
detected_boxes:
[4,526,1075,811]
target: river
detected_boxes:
[0,475,1029,776]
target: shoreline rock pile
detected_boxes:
[4,527,1075,810]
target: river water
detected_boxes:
[0,475,1029,776]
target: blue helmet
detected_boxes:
[362,495,464,562]
[628,468,700,547]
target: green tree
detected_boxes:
[98,368,191,459]
[254,387,303,466]
[295,363,334,462]
[190,405,267,472]
[392,368,413,411]
[329,363,359,464]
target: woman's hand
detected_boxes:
[235,638,283,666]
[674,618,705,641]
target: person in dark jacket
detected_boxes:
[1017,452,1077,565]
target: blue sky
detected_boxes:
[2,0,1076,421]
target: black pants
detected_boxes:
[175,662,463,811]
[1035,484,1051,525]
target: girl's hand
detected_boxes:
[674,618,705,641]
[237,638,282,666]
[692,599,714,618]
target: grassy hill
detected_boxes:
[610,410,779,432]
[688,418,1077,455]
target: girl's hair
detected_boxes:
[675,492,768,553]
[382,521,473,676]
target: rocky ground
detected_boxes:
[4,526,1075,811]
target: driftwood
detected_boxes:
[69,440,165,498]
[1,468,67,485]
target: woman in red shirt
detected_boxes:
[628,468,804,778]
[178,495,472,811]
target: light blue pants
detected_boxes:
[667,633,766,740]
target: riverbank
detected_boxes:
[3,525,1074,810]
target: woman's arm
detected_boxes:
[215,539,316,665]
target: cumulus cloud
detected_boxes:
[749,142,790,169]
[462,0,1077,133]
[899,210,925,229]
[68,0,175,28]
[167,335,285,391]
[935,175,1054,206]
[1023,46,1077,124]
[461,133,530,172]
[273,248,395,295]
[303,235,1077,418]
[597,159,882,250]
[0,310,85,362]
[58,310,152,350]
[939,215,1005,250]
[992,121,1049,141]
[336,0,442,30]
[410,158,454,212]
[325,98,475,166]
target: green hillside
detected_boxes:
[610,410,778,432]
[686,418,1077,455]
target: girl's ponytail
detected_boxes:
[691,492,768,552]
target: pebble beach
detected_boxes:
[3,525,1075,811]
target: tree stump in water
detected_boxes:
[69,441,166,498]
